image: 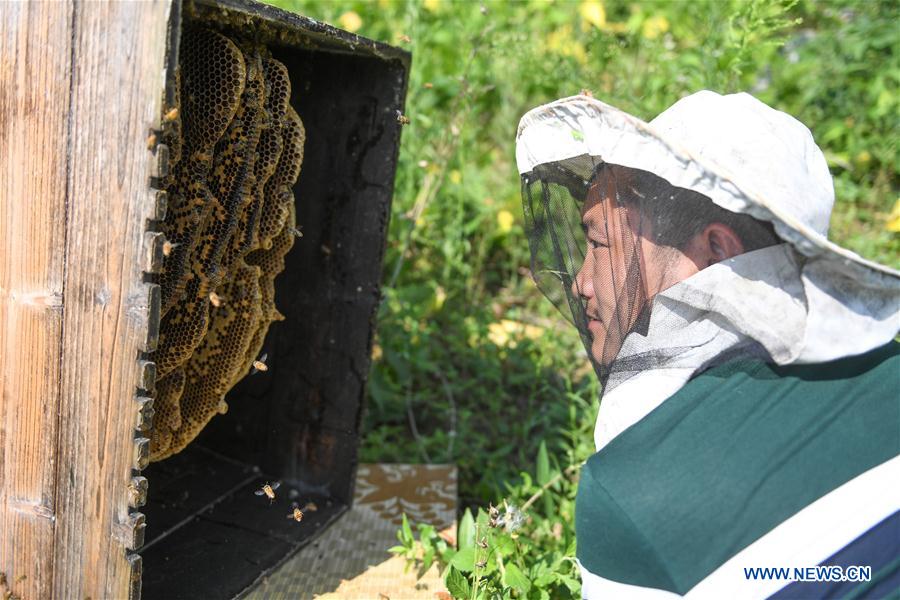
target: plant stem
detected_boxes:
[471,522,483,600]
[521,463,581,513]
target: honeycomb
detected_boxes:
[151,27,305,461]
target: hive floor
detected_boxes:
[244,464,457,599]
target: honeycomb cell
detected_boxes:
[150,28,303,461]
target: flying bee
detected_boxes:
[162,239,180,257]
[251,353,268,374]
[209,291,222,307]
[423,82,433,89]
[254,481,280,503]
[395,110,411,125]
[398,34,411,43]
[163,106,179,122]
[288,226,303,239]
[286,503,303,522]
[302,501,318,512]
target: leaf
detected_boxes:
[475,507,490,529]
[458,508,476,549]
[401,513,414,544]
[388,545,406,555]
[450,546,476,572]
[502,563,532,594]
[560,574,581,593]
[421,547,436,575]
[536,441,550,485]
[536,441,556,515]
[445,566,471,598]
[492,532,515,555]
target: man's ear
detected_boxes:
[703,223,745,266]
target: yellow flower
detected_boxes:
[423,0,441,13]
[545,25,588,65]
[433,286,447,311]
[497,210,515,233]
[579,0,606,29]
[449,170,462,184]
[488,319,544,348]
[338,11,362,33]
[886,198,900,233]
[641,15,669,40]
[488,321,512,347]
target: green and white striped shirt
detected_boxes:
[576,341,900,598]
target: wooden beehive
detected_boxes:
[0,1,408,598]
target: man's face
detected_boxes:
[572,183,698,366]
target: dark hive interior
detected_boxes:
[152,27,305,461]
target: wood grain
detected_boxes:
[0,3,73,599]
[1,1,171,598]
[51,1,171,598]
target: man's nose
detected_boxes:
[572,260,594,299]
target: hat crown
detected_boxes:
[649,91,834,237]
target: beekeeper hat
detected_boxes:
[516,91,899,363]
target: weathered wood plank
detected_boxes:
[0,3,73,599]
[51,1,171,598]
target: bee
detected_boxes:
[251,352,268,374]
[580,88,594,98]
[475,560,487,569]
[288,226,303,239]
[146,132,157,150]
[209,291,222,307]
[286,504,303,522]
[162,239,180,257]
[254,481,280,503]
[302,501,318,512]
[423,82,433,89]
[398,34,411,43]
[395,110,411,126]
[477,537,488,549]
[163,106,179,122]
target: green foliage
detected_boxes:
[390,428,593,599]
[263,0,898,597]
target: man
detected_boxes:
[517,91,899,598]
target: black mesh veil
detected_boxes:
[522,156,768,391]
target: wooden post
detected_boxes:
[0,1,171,598]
